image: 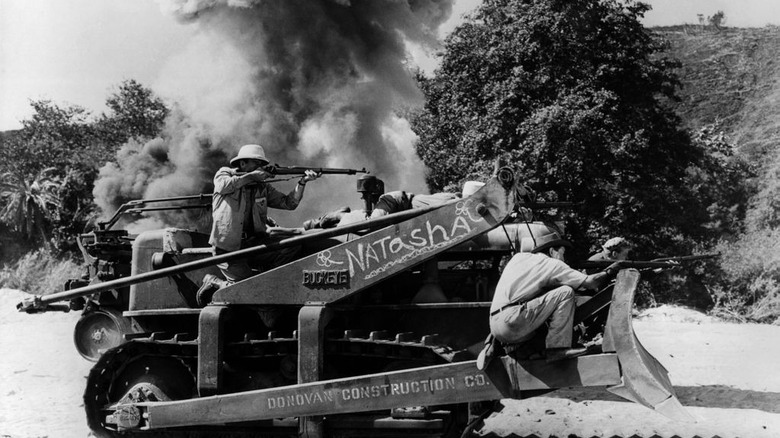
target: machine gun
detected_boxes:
[98,194,212,230]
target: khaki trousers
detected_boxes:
[490,285,575,349]
[215,236,300,283]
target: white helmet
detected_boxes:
[230,144,269,166]
[462,181,485,198]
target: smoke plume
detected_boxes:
[93,0,454,231]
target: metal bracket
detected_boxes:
[298,304,334,438]
[198,305,228,396]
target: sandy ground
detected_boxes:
[478,306,780,438]
[0,289,93,438]
[1,290,779,438]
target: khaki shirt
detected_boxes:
[490,252,587,313]
[208,167,300,251]
[371,191,458,217]
[373,191,413,216]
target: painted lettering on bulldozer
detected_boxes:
[265,377,463,410]
[337,200,483,280]
[266,389,335,409]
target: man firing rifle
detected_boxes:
[197,144,324,305]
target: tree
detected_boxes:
[0,168,62,249]
[709,11,725,29]
[0,81,170,254]
[411,0,723,257]
[0,101,104,253]
[8,100,97,176]
[95,79,169,148]
[688,125,756,237]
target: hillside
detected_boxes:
[655,25,780,161]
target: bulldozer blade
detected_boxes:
[603,269,696,423]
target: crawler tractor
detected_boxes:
[18,168,691,437]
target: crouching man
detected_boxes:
[489,231,620,362]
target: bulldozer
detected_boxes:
[17,167,692,437]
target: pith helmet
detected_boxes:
[603,237,630,251]
[531,230,572,254]
[230,144,269,166]
[462,181,485,198]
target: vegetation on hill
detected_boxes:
[658,25,780,161]
[652,24,780,323]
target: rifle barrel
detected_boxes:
[574,254,719,271]
[650,253,720,262]
[574,260,677,270]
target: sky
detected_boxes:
[1,0,779,131]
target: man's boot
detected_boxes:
[476,334,497,371]
[196,274,228,307]
[544,346,588,363]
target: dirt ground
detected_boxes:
[1,290,779,438]
[478,306,780,438]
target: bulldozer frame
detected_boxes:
[19,167,691,437]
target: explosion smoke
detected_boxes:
[93,0,454,230]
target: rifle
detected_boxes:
[573,253,719,272]
[238,165,369,183]
[267,165,369,176]
[650,253,720,262]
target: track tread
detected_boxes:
[85,329,467,437]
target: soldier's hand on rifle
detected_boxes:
[299,169,321,184]
[653,259,681,273]
[604,261,627,277]
[248,169,272,182]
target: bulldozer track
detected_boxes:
[84,330,721,438]
[83,332,724,438]
[84,328,466,438]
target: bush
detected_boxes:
[708,228,780,324]
[0,250,83,295]
[635,265,717,311]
